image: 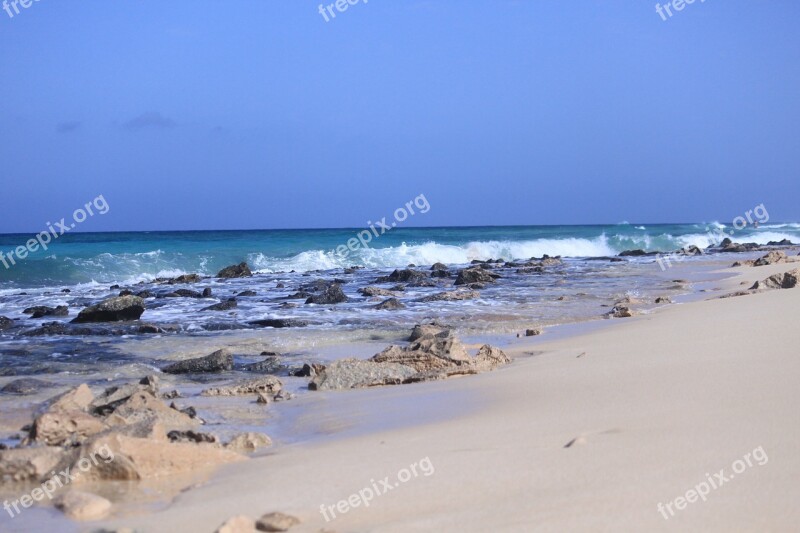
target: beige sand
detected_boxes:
[97,262,800,532]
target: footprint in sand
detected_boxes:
[564,428,621,448]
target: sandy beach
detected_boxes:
[59,260,794,533]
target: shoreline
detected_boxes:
[62,258,800,531]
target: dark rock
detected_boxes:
[1,378,53,395]
[30,305,69,319]
[606,305,633,318]
[118,290,134,297]
[454,267,498,285]
[655,297,672,304]
[0,316,14,331]
[305,284,348,305]
[275,282,285,289]
[164,288,204,298]
[243,356,282,373]
[767,239,793,246]
[753,251,788,267]
[164,273,202,284]
[216,262,252,279]
[376,269,429,284]
[202,298,238,311]
[138,324,164,334]
[61,289,71,293]
[167,430,217,444]
[162,349,234,374]
[525,329,542,336]
[292,363,326,377]
[249,318,308,328]
[430,269,450,278]
[431,262,448,271]
[374,298,405,310]
[71,296,145,323]
[237,290,257,297]
[136,290,154,299]
[618,249,660,257]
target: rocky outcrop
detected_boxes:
[72,295,145,323]
[454,267,498,285]
[309,359,418,390]
[750,268,800,290]
[217,262,253,278]
[162,349,234,374]
[201,376,283,397]
[305,283,348,304]
[753,251,788,267]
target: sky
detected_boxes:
[0,0,798,232]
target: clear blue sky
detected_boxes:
[1,0,798,232]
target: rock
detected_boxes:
[216,515,257,533]
[159,273,202,284]
[272,390,293,402]
[376,269,429,284]
[374,298,405,310]
[409,322,453,341]
[0,378,53,395]
[203,298,238,311]
[136,289,154,298]
[72,296,145,323]
[217,262,253,279]
[256,392,271,404]
[454,267,498,285]
[309,359,417,390]
[0,447,65,483]
[0,316,13,330]
[655,297,672,304]
[291,363,325,377]
[430,262,448,271]
[606,305,632,318]
[525,329,542,336]
[54,491,112,520]
[237,290,257,297]
[618,249,660,257]
[31,410,107,446]
[27,305,69,319]
[750,268,800,290]
[243,356,283,373]
[305,283,347,304]
[472,344,512,372]
[753,251,788,267]
[167,430,217,444]
[163,288,204,298]
[201,376,283,397]
[248,319,308,329]
[163,349,234,374]
[358,286,396,297]
[767,239,793,246]
[416,290,479,302]
[138,323,165,334]
[226,432,272,453]
[49,384,95,412]
[256,512,301,532]
[104,391,199,430]
[678,245,703,256]
[371,333,471,373]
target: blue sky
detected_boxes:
[0,0,798,232]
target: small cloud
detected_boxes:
[122,112,175,131]
[56,121,81,133]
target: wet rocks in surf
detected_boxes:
[454,266,498,285]
[162,349,234,374]
[217,262,253,279]
[71,295,145,323]
[305,283,348,305]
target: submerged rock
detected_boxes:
[374,297,405,310]
[0,378,54,395]
[416,290,479,302]
[162,349,234,374]
[202,298,238,311]
[217,262,253,278]
[248,318,308,329]
[54,491,112,521]
[0,316,13,330]
[71,295,145,323]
